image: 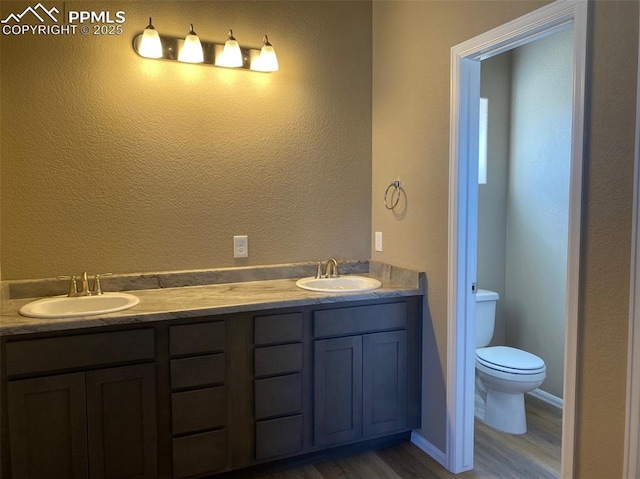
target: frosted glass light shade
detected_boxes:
[178,25,204,63]
[251,35,278,72]
[215,30,243,68]
[138,18,163,59]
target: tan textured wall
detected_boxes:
[372,0,550,452]
[0,1,372,280]
[576,2,638,478]
[374,1,638,475]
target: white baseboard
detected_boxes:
[528,388,563,410]
[411,390,561,473]
[411,431,447,468]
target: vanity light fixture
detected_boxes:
[133,20,279,73]
[138,17,163,59]
[250,35,279,72]
[178,24,204,63]
[215,29,243,68]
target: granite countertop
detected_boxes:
[0,262,424,336]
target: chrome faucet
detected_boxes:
[61,272,110,297]
[325,258,339,278]
[315,258,340,279]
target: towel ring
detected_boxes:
[384,181,402,210]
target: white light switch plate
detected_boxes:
[375,231,383,252]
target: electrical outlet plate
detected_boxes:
[234,235,248,258]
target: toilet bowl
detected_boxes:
[475,290,547,434]
[475,345,546,434]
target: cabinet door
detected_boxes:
[313,336,362,447]
[8,373,88,479]
[363,331,408,437]
[86,364,157,479]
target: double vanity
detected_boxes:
[0,261,425,479]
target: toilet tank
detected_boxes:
[475,289,499,348]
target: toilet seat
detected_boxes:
[476,346,545,375]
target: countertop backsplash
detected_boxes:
[0,261,425,336]
[2,260,404,300]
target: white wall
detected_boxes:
[504,28,572,399]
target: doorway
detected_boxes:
[478,27,572,409]
[447,1,588,477]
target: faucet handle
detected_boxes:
[91,273,112,295]
[57,275,79,297]
[315,262,323,279]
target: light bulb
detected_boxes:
[215,29,243,68]
[178,24,204,63]
[251,34,279,72]
[138,17,163,59]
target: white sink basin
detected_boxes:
[296,276,382,293]
[19,292,140,319]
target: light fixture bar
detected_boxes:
[133,32,272,72]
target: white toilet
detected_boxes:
[475,289,546,434]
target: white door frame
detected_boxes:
[624,9,640,478]
[447,1,588,475]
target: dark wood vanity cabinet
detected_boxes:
[249,298,421,463]
[253,312,305,461]
[4,329,157,479]
[313,303,413,448]
[1,296,421,478]
[168,321,228,479]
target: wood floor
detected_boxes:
[250,395,561,479]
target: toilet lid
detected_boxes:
[476,346,545,372]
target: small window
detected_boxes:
[479,97,488,184]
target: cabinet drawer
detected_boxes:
[254,313,302,345]
[314,302,407,338]
[171,354,225,389]
[170,321,225,356]
[254,374,302,419]
[172,387,226,435]
[5,329,155,376]
[172,429,227,478]
[255,415,303,460]
[254,344,302,377]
